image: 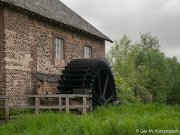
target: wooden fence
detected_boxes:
[0,94,92,121]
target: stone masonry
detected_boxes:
[0,5,105,105]
[0,6,5,96]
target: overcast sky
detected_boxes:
[61,0,180,61]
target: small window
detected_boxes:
[54,38,64,59]
[84,46,92,58]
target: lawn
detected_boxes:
[0,104,179,135]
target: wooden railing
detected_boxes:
[0,94,92,121]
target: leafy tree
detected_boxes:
[107,35,138,104]
[166,57,180,104]
[107,33,180,104]
[139,32,160,51]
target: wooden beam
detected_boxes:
[0,94,91,99]
[65,98,69,112]
[35,97,40,114]
[27,94,90,98]
[82,97,87,115]
[18,105,90,110]
[59,97,62,112]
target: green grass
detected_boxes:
[0,104,180,135]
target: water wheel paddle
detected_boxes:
[58,59,118,107]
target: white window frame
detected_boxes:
[54,38,64,59]
[84,46,92,58]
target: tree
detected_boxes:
[139,32,160,51]
[135,33,169,103]
[107,33,180,104]
[107,35,138,104]
[166,57,180,104]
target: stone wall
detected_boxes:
[3,7,105,99]
[0,6,5,95]
[4,8,33,98]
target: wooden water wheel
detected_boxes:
[58,59,118,107]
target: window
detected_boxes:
[84,46,92,58]
[54,38,64,59]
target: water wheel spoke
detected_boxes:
[98,72,102,95]
[93,93,99,100]
[100,96,105,102]
[104,96,113,104]
[102,75,109,98]
[93,90,101,104]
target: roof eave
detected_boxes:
[105,37,113,43]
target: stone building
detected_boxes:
[0,0,112,103]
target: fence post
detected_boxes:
[35,96,39,114]
[89,94,93,111]
[82,97,87,115]
[59,97,62,112]
[65,97,69,112]
[5,97,9,122]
